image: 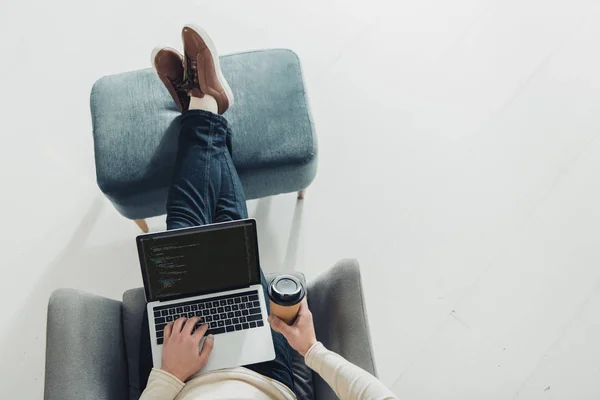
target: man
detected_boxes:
[139,24,396,400]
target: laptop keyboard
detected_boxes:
[152,290,265,345]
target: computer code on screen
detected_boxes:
[140,223,259,300]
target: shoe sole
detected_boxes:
[183,23,235,109]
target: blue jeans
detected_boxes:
[139,110,294,392]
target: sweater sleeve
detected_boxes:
[305,342,397,400]
[139,368,185,400]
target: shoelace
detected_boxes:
[174,79,193,92]
[183,55,199,89]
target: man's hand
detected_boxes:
[161,317,214,382]
[268,299,317,356]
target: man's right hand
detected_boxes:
[268,299,317,356]
[161,317,214,382]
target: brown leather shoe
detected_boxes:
[151,47,189,113]
[182,24,234,114]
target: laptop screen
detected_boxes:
[138,220,260,302]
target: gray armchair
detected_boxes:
[44,259,377,400]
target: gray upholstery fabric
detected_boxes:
[122,288,147,400]
[91,49,318,220]
[266,272,314,400]
[45,260,376,400]
[44,289,128,400]
[308,259,378,400]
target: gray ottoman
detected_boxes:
[91,49,317,231]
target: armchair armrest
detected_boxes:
[308,259,377,400]
[44,289,129,400]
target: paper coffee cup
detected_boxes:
[268,275,305,325]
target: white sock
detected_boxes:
[189,95,218,114]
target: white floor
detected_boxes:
[2,0,600,398]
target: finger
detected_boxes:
[182,316,200,336]
[268,315,292,336]
[297,299,310,316]
[192,323,209,342]
[172,317,187,334]
[164,322,173,340]
[197,334,215,365]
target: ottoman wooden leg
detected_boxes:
[134,219,149,233]
[297,189,306,200]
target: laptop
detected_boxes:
[137,219,275,372]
